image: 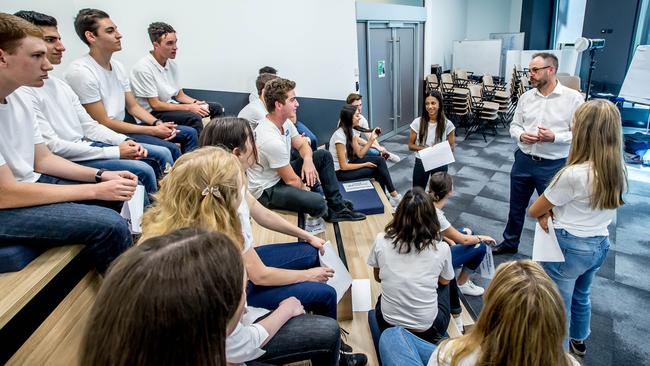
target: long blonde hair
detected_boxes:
[437,260,575,366]
[140,146,244,249]
[552,99,627,209]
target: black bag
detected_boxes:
[624,132,650,154]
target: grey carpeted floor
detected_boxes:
[380,125,650,366]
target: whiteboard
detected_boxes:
[452,40,502,76]
[619,45,650,105]
[489,32,525,77]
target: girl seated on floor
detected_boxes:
[378,260,581,366]
[428,171,496,332]
[329,104,401,207]
[346,92,400,162]
[138,147,365,366]
[408,91,456,189]
[81,228,246,366]
[368,187,455,345]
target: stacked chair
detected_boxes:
[425,73,441,94]
[440,73,470,129]
[482,74,513,126]
[466,85,500,142]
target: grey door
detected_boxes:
[359,22,422,139]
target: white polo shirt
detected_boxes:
[238,96,267,129]
[22,76,126,162]
[545,163,616,237]
[130,52,181,113]
[510,81,584,160]
[65,54,131,121]
[0,91,44,183]
[247,118,299,198]
[367,232,455,331]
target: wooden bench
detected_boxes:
[251,209,300,244]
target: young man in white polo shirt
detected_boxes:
[0,13,134,273]
[130,22,223,136]
[14,10,159,195]
[65,9,198,162]
[247,77,365,222]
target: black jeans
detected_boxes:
[152,101,224,135]
[250,314,341,366]
[375,284,452,345]
[335,155,396,193]
[412,157,449,190]
[258,150,346,216]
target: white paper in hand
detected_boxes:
[418,141,455,171]
[532,218,565,262]
[318,241,352,303]
[120,185,145,234]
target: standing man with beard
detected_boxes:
[493,52,583,255]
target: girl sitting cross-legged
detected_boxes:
[368,187,455,345]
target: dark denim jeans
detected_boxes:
[251,314,340,366]
[502,149,565,249]
[412,157,448,190]
[542,230,610,349]
[258,150,346,216]
[336,155,396,193]
[246,242,338,319]
[127,124,198,161]
[152,101,224,136]
[0,174,132,273]
[375,284,451,345]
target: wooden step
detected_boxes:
[0,245,83,329]
[251,209,299,245]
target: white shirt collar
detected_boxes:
[146,52,168,72]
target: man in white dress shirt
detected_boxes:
[493,52,583,255]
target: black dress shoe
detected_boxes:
[339,352,368,366]
[325,208,366,223]
[492,243,518,255]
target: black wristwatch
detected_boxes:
[95,168,106,183]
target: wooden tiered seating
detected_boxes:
[251,210,300,244]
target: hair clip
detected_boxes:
[201,186,223,199]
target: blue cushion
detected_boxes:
[0,245,44,273]
[338,179,385,215]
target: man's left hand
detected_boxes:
[537,126,555,142]
[301,159,319,187]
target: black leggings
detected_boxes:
[335,155,396,193]
[412,157,448,190]
[375,283,452,345]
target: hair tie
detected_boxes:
[201,186,223,199]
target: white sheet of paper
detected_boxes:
[532,219,565,262]
[120,185,145,234]
[342,180,374,192]
[418,141,455,172]
[319,242,352,303]
[351,279,372,312]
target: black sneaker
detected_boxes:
[570,339,586,357]
[343,199,354,211]
[339,352,368,366]
[492,242,518,255]
[326,208,366,223]
[339,328,353,353]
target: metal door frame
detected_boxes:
[363,21,422,141]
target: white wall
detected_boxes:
[466,0,520,39]
[553,0,587,48]
[427,0,468,71]
[4,0,358,100]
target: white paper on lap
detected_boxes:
[319,241,353,303]
[532,219,565,262]
[419,141,455,171]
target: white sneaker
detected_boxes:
[387,151,401,163]
[388,193,402,208]
[453,315,464,334]
[458,279,485,296]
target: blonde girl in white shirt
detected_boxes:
[528,99,627,356]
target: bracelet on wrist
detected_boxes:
[153,119,162,126]
[94,168,106,183]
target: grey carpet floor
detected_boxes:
[380,125,650,366]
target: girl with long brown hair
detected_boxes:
[408,91,456,189]
[529,99,627,356]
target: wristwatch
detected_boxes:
[95,168,106,183]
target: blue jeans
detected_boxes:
[366,147,381,156]
[0,176,133,273]
[79,154,157,195]
[502,149,565,248]
[246,242,338,319]
[542,229,610,348]
[295,121,318,151]
[127,124,198,161]
[379,327,436,366]
[451,242,487,273]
